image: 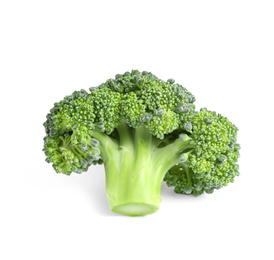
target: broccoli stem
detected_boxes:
[92,123,193,216]
[183,164,192,187]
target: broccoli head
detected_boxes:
[43,70,240,216]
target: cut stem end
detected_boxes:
[111,203,159,216]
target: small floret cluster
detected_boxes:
[164,109,240,195]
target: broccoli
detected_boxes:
[43,70,240,216]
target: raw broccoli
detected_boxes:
[43,70,240,216]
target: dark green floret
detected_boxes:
[43,70,240,216]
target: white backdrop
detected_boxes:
[1,1,273,259]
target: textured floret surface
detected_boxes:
[43,70,196,174]
[164,109,240,195]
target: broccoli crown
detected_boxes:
[43,70,240,201]
[164,109,240,195]
[43,70,196,175]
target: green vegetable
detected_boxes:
[43,70,240,216]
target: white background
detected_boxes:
[1,1,273,259]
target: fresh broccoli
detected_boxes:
[43,70,240,216]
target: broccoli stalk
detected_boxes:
[43,70,240,216]
[92,122,191,216]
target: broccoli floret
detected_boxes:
[43,70,240,216]
[164,109,240,195]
